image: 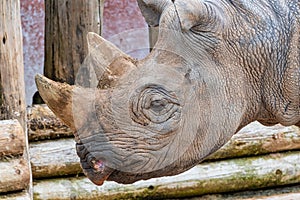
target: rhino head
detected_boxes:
[36,0,300,185]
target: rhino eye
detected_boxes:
[130,85,181,126]
[149,99,167,112]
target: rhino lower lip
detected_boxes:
[89,172,112,186]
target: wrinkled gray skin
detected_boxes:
[36,0,300,186]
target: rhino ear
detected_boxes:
[137,0,171,26]
[174,0,227,31]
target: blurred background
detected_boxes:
[21,0,148,105]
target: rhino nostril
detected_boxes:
[92,160,105,173]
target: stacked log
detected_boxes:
[28,105,300,199]
[0,120,25,157]
[198,184,300,200]
[32,151,300,199]
[0,192,31,200]
[0,120,31,199]
[27,105,73,141]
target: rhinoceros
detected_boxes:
[35,0,300,186]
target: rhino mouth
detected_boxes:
[81,160,112,185]
[76,143,115,186]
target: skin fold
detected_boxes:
[36,0,300,185]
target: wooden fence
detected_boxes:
[1,1,300,199]
[2,105,300,199]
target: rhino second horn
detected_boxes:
[35,74,76,130]
[86,32,137,88]
[86,32,129,74]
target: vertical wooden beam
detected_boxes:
[0,0,32,198]
[0,0,26,127]
[44,0,104,84]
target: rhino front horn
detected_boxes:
[35,74,76,130]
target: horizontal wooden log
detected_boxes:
[245,193,300,200]
[27,105,73,141]
[0,158,30,194]
[33,151,300,199]
[30,139,81,178]
[198,184,300,200]
[208,122,300,160]
[0,191,31,200]
[30,122,300,179]
[0,120,25,157]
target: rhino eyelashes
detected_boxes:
[130,85,181,129]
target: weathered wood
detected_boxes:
[0,1,32,197]
[44,0,104,84]
[244,193,300,200]
[0,120,25,157]
[29,122,300,179]
[27,105,73,141]
[0,0,26,128]
[0,158,30,194]
[33,151,300,199]
[208,122,300,160]
[206,193,300,200]
[196,184,300,200]
[30,139,80,179]
[0,192,31,200]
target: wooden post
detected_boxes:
[44,0,104,84]
[0,0,32,198]
[0,0,26,127]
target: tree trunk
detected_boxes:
[32,151,300,199]
[44,0,104,84]
[0,0,31,197]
